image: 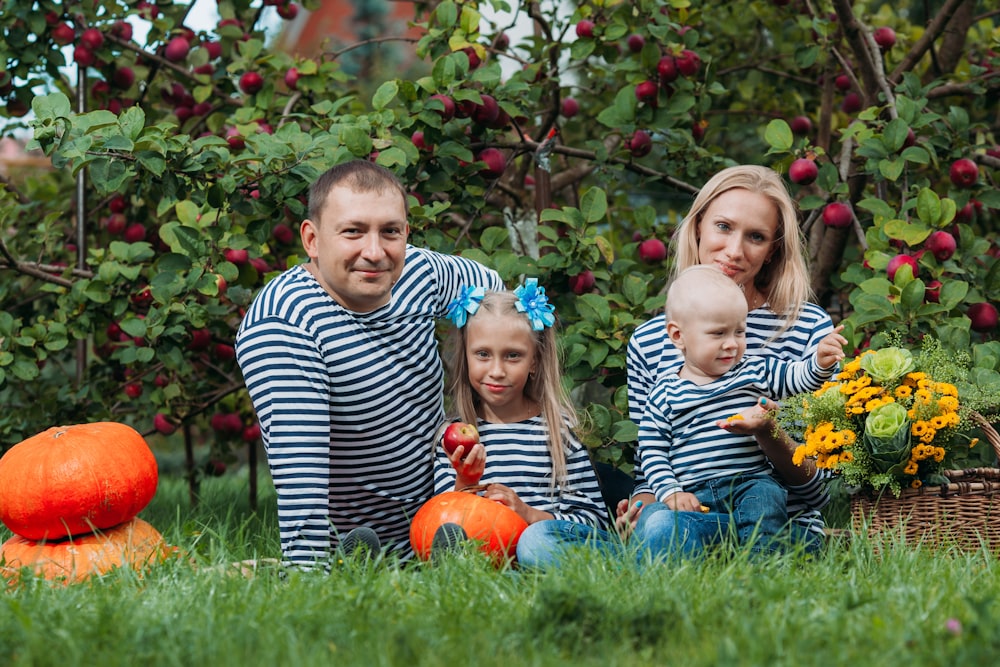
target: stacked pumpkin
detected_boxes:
[0,422,167,584]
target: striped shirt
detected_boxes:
[433,416,611,528]
[639,355,835,500]
[235,246,502,568]
[627,302,835,535]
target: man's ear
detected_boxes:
[666,320,684,351]
[300,219,318,259]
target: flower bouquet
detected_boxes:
[777,337,1000,551]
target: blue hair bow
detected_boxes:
[514,278,556,331]
[446,285,485,328]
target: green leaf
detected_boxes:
[884,218,931,245]
[32,92,71,120]
[847,293,897,327]
[576,294,612,327]
[480,226,508,253]
[119,106,145,141]
[764,119,793,152]
[901,278,925,311]
[622,274,648,306]
[580,187,607,223]
[916,188,941,225]
[372,80,399,110]
[878,158,905,182]
[596,86,636,129]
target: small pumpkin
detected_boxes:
[0,516,167,584]
[0,422,159,540]
[409,491,528,562]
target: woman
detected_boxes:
[624,164,834,556]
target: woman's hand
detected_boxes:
[614,492,655,539]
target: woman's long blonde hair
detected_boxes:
[670,165,813,333]
[446,291,577,487]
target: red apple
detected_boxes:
[576,20,595,39]
[154,413,177,436]
[273,223,295,244]
[493,33,509,51]
[886,254,918,281]
[284,67,299,89]
[924,280,942,303]
[239,71,264,94]
[188,328,212,351]
[124,382,143,399]
[51,23,75,46]
[164,36,190,62]
[112,66,135,89]
[789,158,819,185]
[461,46,481,70]
[428,93,455,121]
[277,2,299,19]
[925,230,956,261]
[204,459,227,477]
[225,127,245,149]
[569,270,596,295]
[627,130,652,158]
[477,148,506,179]
[676,50,701,77]
[443,422,480,460]
[949,158,978,188]
[873,27,896,50]
[215,343,236,360]
[657,56,679,84]
[110,21,133,42]
[224,248,250,265]
[109,194,127,213]
[638,238,667,263]
[123,223,146,243]
[822,202,853,228]
[471,94,500,125]
[969,302,999,333]
[834,74,852,91]
[841,92,862,113]
[635,80,658,105]
[790,115,812,135]
[561,97,580,118]
[242,423,262,443]
[626,34,645,53]
[74,46,96,67]
[80,28,104,51]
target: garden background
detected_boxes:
[1,0,1000,663]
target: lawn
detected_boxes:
[1,473,998,666]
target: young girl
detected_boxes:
[432,280,609,542]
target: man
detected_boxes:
[236,160,503,569]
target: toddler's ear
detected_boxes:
[666,320,684,350]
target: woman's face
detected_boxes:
[696,188,779,289]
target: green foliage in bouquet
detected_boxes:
[777,337,1000,497]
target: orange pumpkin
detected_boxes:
[0,422,159,540]
[0,516,167,584]
[409,490,528,562]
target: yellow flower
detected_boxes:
[904,460,918,475]
[911,479,923,489]
[938,396,958,412]
[931,415,949,430]
[906,372,927,383]
[894,385,913,399]
[792,446,807,466]
[936,382,958,397]
[933,446,946,462]
[912,421,930,438]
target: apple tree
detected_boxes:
[1,0,999,476]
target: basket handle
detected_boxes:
[970,410,1000,462]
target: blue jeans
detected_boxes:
[516,520,631,569]
[686,473,789,550]
[633,483,824,560]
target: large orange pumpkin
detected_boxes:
[409,490,529,562]
[0,516,167,584]
[0,422,159,540]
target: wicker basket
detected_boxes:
[850,412,1000,553]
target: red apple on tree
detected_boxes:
[561,97,579,118]
[569,270,596,295]
[968,302,998,333]
[164,36,191,62]
[790,116,812,135]
[924,280,942,303]
[949,158,978,188]
[638,238,667,263]
[50,23,75,46]
[887,254,919,281]
[925,231,956,261]
[788,158,818,185]
[428,93,455,121]
[634,80,658,105]
[657,56,679,84]
[627,130,652,158]
[576,20,595,38]
[154,413,177,436]
[822,202,853,228]
[477,148,506,179]
[239,71,264,95]
[80,28,104,52]
[626,34,645,53]
[443,422,480,460]
[873,27,896,50]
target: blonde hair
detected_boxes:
[670,165,812,334]
[446,291,577,487]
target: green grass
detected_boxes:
[2,474,999,666]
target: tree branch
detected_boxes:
[889,0,970,84]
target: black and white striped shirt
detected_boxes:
[236,247,502,568]
[433,416,610,528]
[627,302,835,535]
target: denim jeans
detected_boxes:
[633,481,824,560]
[515,520,631,569]
[686,473,789,549]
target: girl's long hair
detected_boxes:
[446,291,577,487]
[670,164,813,335]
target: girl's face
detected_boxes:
[464,310,538,423]
[696,189,779,290]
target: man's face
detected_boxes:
[300,184,409,312]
